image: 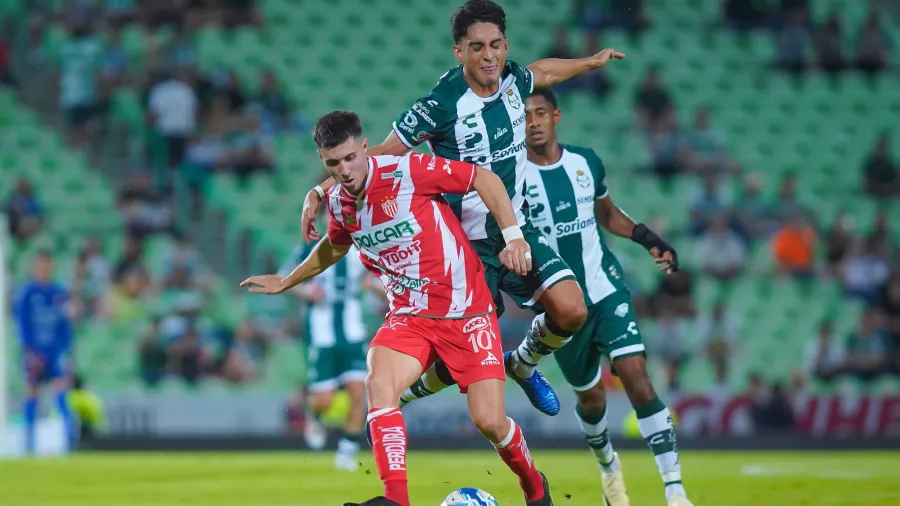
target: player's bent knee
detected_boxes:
[543,281,589,330]
[470,409,509,442]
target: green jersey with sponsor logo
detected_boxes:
[392,61,533,241]
[523,145,627,305]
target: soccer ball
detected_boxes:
[440,488,499,506]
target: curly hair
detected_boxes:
[451,0,507,43]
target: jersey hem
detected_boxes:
[387,308,496,320]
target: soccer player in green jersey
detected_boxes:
[399,89,693,506]
[300,0,625,416]
[279,242,382,471]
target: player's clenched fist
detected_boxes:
[499,225,532,276]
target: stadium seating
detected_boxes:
[4,0,899,394]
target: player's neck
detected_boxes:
[527,141,563,166]
[462,71,499,98]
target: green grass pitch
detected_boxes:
[1,450,898,505]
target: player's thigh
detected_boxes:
[594,290,646,363]
[429,313,505,394]
[501,222,580,316]
[553,304,605,392]
[368,315,434,405]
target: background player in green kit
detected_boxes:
[278,241,383,471]
[398,89,694,506]
[299,0,626,416]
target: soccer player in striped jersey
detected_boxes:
[399,89,693,506]
[300,0,626,417]
[278,241,381,471]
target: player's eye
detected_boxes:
[491,42,501,49]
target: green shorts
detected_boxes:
[552,289,646,391]
[472,219,576,315]
[306,341,368,392]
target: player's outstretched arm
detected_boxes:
[471,168,532,276]
[527,48,625,88]
[301,131,411,243]
[241,238,351,294]
[595,196,679,274]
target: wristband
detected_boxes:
[501,225,524,245]
[630,223,659,250]
[312,185,325,199]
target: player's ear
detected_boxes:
[453,43,464,64]
[362,138,368,152]
[553,108,562,126]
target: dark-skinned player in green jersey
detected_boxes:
[300,0,631,418]
[398,89,692,506]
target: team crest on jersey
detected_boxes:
[575,170,591,188]
[381,196,399,218]
[506,88,521,109]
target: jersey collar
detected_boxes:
[532,148,566,170]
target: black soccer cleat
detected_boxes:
[343,496,402,506]
[526,471,553,506]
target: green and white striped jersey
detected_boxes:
[523,145,627,305]
[392,61,533,240]
[279,244,368,347]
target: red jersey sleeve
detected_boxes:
[325,199,354,247]
[406,153,477,196]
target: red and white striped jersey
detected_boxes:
[326,153,495,319]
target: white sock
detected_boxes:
[636,402,686,500]
[576,405,618,472]
[513,313,574,378]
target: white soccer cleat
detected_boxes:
[334,451,359,472]
[303,420,327,451]
[667,493,693,506]
[600,453,630,506]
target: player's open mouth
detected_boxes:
[531,131,544,140]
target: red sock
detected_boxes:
[367,408,410,506]
[493,418,545,502]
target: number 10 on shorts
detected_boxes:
[467,328,494,354]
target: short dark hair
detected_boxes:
[529,88,559,110]
[451,0,507,44]
[312,111,363,149]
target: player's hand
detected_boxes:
[587,48,625,69]
[650,246,679,275]
[240,275,289,294]
[301,189,322,244]
[499,238,532,276]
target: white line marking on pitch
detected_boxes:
[740,465,872,480]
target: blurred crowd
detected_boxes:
[3,0,307,389]
[722,1,892,76]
